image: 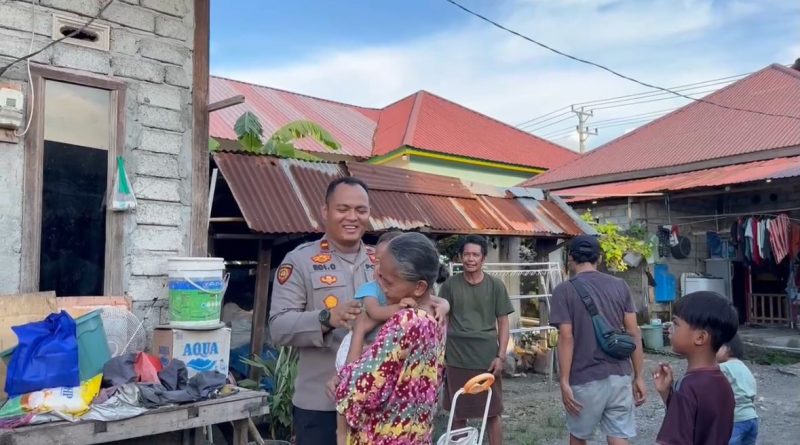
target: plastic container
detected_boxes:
[640,324,664,350]
[167,257,228,328]
[76,309,111,381]
[654,264,677,303]
[1,310,110,382]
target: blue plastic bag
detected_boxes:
[5,311,80,396]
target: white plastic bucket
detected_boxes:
[167,257,228,329]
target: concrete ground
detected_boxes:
[739,326,800,350]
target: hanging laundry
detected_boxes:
[769,214,790,264]
[669,225,680,247]
[658,226,672,258]
[757,218,767,260]
[791,223,800,259]
[762,218,773,263]
[743,218,754,263]
[751,218,762,265]
[787,256,800,302]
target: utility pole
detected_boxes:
[572,105,597,153]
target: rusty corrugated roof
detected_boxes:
[213,153,584,237]
[347,162,473,198]
[525,64,800,189]
[554,156,800,203]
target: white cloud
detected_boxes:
[214,0,796,151]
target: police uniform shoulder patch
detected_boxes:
[276,264,293,285]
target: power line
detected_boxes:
[444,0,800,122]
[574,79,738,109]
[525,114,574,132]
[519,76,743,129]
[591,88,719,111]
[572,73,749,107]
[590,107,677,125]
[0,0,115,77]
[517,110,572,128]
[516,107,570,127]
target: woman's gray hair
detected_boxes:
[385,232,439,289]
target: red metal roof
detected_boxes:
[524,64,800,189]
[210,77,579,169]
[210,77,377,157]
[372,91,578,169]
[553,156,800,203]
[212,152,585,237]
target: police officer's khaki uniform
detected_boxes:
[269,238,375,411]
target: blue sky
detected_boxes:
[211,0,800,151]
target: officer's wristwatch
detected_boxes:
[319,309,334,329]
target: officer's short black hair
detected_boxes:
[325,177,369,204]
[675,291,739,352]
[459,235,488,257]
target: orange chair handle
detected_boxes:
[462,373,495,395]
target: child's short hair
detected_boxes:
[674,291,738,352]
[723,334,745,359]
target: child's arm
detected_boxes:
[346,311,380,364]
[653,362,674,404]
[362,296,415,322]
[431,295,450,324]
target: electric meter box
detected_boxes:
[0,87,24,130]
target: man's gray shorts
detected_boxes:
[566,374,636,440]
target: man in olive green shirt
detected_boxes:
[441,235,514,445]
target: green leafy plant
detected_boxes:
[241,346,299,440]
[209,111,341,161]
[580,211,652,272]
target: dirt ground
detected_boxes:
[494,353,800,444]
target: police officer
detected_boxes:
[269,176,374,445]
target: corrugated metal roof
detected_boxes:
[372,91,579,169]
[213,153,584,237]
[210,77,377,158]
[525,64,800,189]
[554,156,800,203]
[347,162,473,198]
[210,77,579,169]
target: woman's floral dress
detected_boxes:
[336,308,446,445]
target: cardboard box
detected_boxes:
[152,327,231,378]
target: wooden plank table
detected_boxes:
[0,389,268,445]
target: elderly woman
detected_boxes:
[335,232,447,445]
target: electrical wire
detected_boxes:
[591,88,720,111]
[525,114,574,132]
[14,0,37,137]
[590,107,676,125]
[519,77,742,129]
[516,106,570,127]
[517,110,572,130]
[444,0,800,122]
[0,0,115,77]
[572,74,749,107]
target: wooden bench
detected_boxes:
[0,389,268,445]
